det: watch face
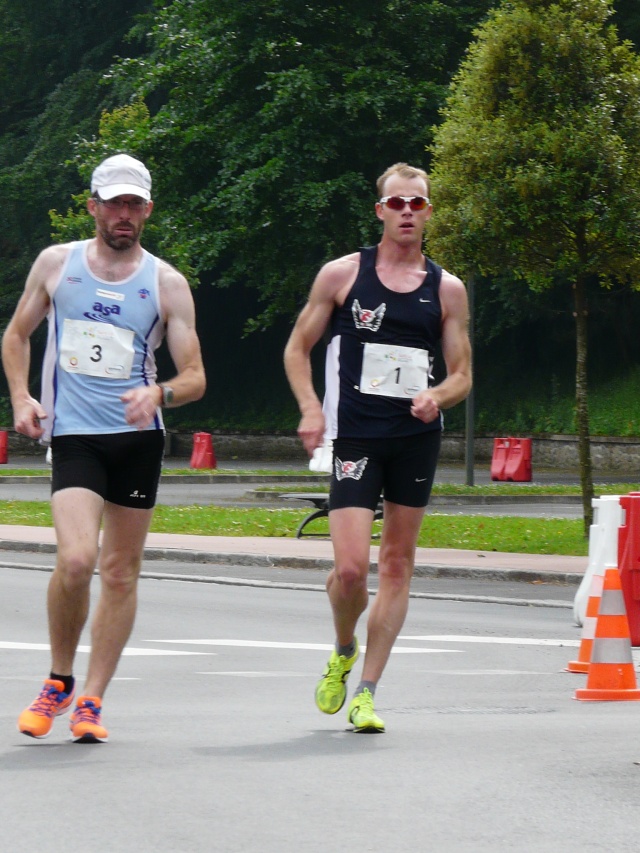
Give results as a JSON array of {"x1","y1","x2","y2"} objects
[{"x1": 163, "y1": 385, "x2": 174, "y2": 405}]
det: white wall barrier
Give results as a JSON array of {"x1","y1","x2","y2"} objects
[{"x1": 573, "y1": 495, "x2": 623, "y2": 627}]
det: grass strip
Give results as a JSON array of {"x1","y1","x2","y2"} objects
[{"x1": 0, "y1": 501, "x2": 588, "y2": 556}]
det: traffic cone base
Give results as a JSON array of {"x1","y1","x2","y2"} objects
[{"x1": 575, "y1": 567, "x2": 640, "y2": 702}]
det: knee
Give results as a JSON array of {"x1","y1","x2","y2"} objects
[
  {"x1": 55, "y1": 548, "x2": 99, "y2": 589},
  {"x1": 378, "y1": 555, "x2": 413, "y2": 592},
  {"x1": 333, "y1": 560, "x2": 368, "y2": 597},
  {"x1": 99, "y1": 556, "x2": 141, "y2": 596}
]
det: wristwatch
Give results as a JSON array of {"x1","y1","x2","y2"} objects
[{"x1": 159, "y1": 384, "x2": 174, "y2": 407}]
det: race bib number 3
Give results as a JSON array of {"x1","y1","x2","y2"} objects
[
  {"x1": 59, "y1": 318, "x2": 135, "y2": 379},
  {"x1": 360, "y1": 343, "x2": 430, "y2": 398}
]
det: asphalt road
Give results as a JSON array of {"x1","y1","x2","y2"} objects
[
  {"x1": 0, "y1": 473, "x2": 586, "y2": 517},
  {"x1": 3, "y1": 566, "x2": 640, "y2": 852}
]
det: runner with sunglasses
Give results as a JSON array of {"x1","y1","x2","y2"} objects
[
  {"x1": 3, "y1": 154, "x2": 206, "y2": 743},
  {"x1": 284, "y1": 162, "x2": 472, "y2": 732}
]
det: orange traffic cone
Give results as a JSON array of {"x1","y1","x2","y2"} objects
[
  {"x1": 575, "y1": 567, "x2": 640, "y2": 701},
  {"x1": 566, "y1": 573, "x2": 604, "y2": 673}
]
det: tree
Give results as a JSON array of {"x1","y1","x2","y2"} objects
[
  {"x1": 613, "y1": 0, "x2": 640, "y2": 47},
  {"x1": 98, "y1": 0, "x2": 496, "y2": 330},
  {"x1": 428, "y1": 0, "x2": 640, "y2": 531},
  {"x1": 0, "y1": 0, "x2": 152, "y2": 325}
]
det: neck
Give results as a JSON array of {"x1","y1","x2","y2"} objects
[
  {"x1": 377, "y1": 234, "x2": 425, "y2": 266},
  {"x1": 85, "y1": 237, "x2": 144, "y2": 282}
]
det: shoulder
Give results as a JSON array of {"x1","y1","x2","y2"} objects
[
  {"x1": 318, "y1": 251, "x2": 361, "y2": 281},
  {"x1": 154, "y1": 257, "x2": 195, "y2": 323},
  {"x1": 27, "y1": 243, "x2": 73, "y2": 291},
  {"x1": 439, "y1": 268, "x2": 465, "y2": 292},
  {"x1": 312, "y1": 251, "x2": 361, "y2": 300},
  {"x1": 438, "y1": 268, "x2": 469, "y2": 319},
  {"x1": 156, "y1": 256, "x2": 190, "y2": 291},
  {"x1": 34, "y1": 243, "x2": 73, "y2": 273}
]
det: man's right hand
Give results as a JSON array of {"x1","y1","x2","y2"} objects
[
  {"x1": 297, "y1": 409, "x2": 326, "y2": 457},
  {"x1": 13, "y1": 396, "x2": 46, "y2": 439}
]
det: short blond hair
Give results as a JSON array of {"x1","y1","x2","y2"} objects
[{"x1": 376, "y1": 162, "x2": 430, "y2": 198}]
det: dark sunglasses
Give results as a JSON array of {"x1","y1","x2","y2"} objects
[{"x1": 379, "y1": 195, "x2": 429, "y2": 211}]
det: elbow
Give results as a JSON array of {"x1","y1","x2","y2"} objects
[
  {"x1": 195, "y1": 372, "x2": 207, "y2": 402},
  {"x1": 183, "y1": 368, "x2": 206, "y2": 404}
]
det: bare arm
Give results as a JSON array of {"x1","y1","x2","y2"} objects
[
  {"x1": 1, "y1": 245, "x2": 68, "y2": 439},
  {"x1": 121, "y1": 262, "x2": 206, "y2": 426},
  {"x1": 410, "y1": 270, "x2": 472, "y2": 424},
  {"x1": 284, "y1": 254, "x2": 359, "y2": 456}
]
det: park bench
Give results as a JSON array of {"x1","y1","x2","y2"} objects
[{"x1": 281, "y1": 492, "x2": 384, "y2": 539}]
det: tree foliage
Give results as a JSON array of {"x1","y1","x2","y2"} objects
[
  {"x1": 0, "y1": 0, "x2": 151, "y2": 322},
  {"x1": 2, "y1": 0, "x2": 640, "y2": 431},
  {"x1": 429, "y1": 0, "x2": 640, "y2": 529},
  {"x1": 94, "y1": 0, "x2": 496, "y2": 329},
  {"x1": 430, "y1": 0, "x2": 640, "y2": 283}
]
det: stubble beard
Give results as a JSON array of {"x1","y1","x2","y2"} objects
[{"x1": 98, "y1": 221, "x2": 142, "y2": 251}]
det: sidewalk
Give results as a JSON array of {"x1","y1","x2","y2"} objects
[{"x1": 0, "y1": 524, "x2": 587, "y2": 584}]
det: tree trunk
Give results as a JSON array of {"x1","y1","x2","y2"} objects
[{"x1": 573, "y1": 276, "x2": 594, "y2": 534}]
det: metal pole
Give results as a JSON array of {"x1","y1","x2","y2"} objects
[{"x1": 465, "y1": 274, "x2": 475, "y2": 487}]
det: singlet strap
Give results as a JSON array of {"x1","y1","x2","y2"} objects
[{"x1": 358, "y1": 246, "x2": 378, "y2": 272}]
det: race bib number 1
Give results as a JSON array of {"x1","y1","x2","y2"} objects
[
  {"x1": 359, "y1": 343, "x2": 430, "y2": 398},
  {"x1": 59, "y1": 318, "x2": 135, "y2": 379}
]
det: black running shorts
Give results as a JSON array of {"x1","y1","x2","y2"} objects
[
  {"x1": 330, "y1": 431, "x2": 441, "y2": 511},
  {"x1": 50, "y1": 431, "x2": 165, "y2": 509}
]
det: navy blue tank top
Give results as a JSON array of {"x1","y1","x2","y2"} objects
[{"x1": 322, "y1": 245, "x2": 443, "y2": 439}]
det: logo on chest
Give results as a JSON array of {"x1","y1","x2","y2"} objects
[
  {"x1": 351, "y1": 299, "x2": 386, "y2": 332},
  {"x1": 83, "y1": 301, "x2": 122, "y2": 322}
]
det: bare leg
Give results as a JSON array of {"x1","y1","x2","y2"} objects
[
  {"x1": 327, "y1": 506, "x2": 375, "y2": 645},
  {"x1": 48, "y1": 488, "x2": 104, "y2": 674},
  {"x1": 360, "y1": 501, "x2": 426, "y2": 684},
  {"x1": 82, "y1": 501, "x2": 154, "y2": 698}
]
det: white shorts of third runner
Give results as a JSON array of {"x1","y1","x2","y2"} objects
[{"x1": 329, "y1": 432, "x2": 441, "y2": 511}]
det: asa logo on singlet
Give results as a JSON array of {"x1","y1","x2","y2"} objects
[
  {"x1": 83, "y1": 302, "x2": 122, "y2": 322},
  {"x1": 334, "y1": 456, "x2": 368, "y2": 481},
  {"x1": 351, "y1": 299, "x2": 386, "y2": 332}
]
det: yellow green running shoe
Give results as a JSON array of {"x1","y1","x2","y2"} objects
[
  {"x1": 347, "y1": 688, "x2": 385, "y2": 733},
  {"x1": 315, "y1": 639, "x2": 359, "y2": 714}
]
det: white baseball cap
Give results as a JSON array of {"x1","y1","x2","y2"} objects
[{"x1": 91, "y1": 154, "x2": 152, "y2": 201}]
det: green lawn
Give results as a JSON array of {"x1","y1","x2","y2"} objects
[{"x1": 0, "y1": 500, "x2": 588, "y2": 556}]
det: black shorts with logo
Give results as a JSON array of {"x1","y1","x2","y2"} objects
[
  {"x1": 51, "y1": 431, "x2": 165, "y2": 509},
  {"x1": 330, "y1": 431, "x2": 441, "y2": 511}
]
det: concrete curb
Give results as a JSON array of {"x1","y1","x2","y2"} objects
[{"x1": 0, "y1": 538, "x2": 581, "y2": 587}]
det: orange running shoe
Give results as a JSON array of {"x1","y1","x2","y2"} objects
[
  {"x1": 69, "y1": 696, "x2": 109, "y2": 743},
  {"x1": 18, "y1": 679, "x2": 75, "y2": 739}
]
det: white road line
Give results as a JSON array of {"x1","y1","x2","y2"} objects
[
  {"x1": 143, "y1": 639, "x2": 461, "y2": 654},
  {"x1": 399, "y1": 635, "x2": 581, "y2": 647},
  {"x1": 0, "y1": 641, "x2": 214, "y2": 656}
]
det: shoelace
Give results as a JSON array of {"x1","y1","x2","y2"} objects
[
  {"x1": 74, "y1": 701, "x2": 101, "y2": 723},
  {"x1": 326, "y1": 653, "x2": 350, "y2": 685},
  {"x1": 31, "y1": 685, "x2": 65, "y2": 716},
  {"x1": 355, "y1": 690, "x2": 374, "y2": 715}
]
